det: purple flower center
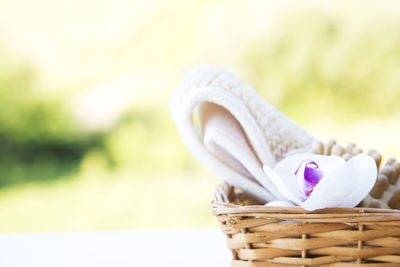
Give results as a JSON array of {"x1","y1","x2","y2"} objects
[{"x1": 295, "y1": 159, "x2": 324, "y2": 198}]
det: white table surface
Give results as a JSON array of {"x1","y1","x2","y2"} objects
[{"x1": 0, "y1": 229, "x2": 231, "y2": 267}]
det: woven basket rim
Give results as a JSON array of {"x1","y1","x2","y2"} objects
[
  {"x1": 211, "y1": 202, "x2": 400, "y2": 214},
  {"x1": 212, "y1": 183, "x2": 400, "y2": 222}
]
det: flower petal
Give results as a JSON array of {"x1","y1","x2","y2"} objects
[
  {"x1": 336, "y1": 154, "x2": 377, "y2": 206},
  {"x1": 263, "y1": 165, "x2": 302, "y2": 205},
  {"x1": 269, "y1": 153, "x2": 345, "y2": 202},
  {"x1": 302, "y1": 153, "x2": 377, "y2": 211}
]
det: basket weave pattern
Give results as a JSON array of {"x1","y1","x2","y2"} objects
[{"x1": 212, "y1": 184, "x2": 400, "y2": 266}]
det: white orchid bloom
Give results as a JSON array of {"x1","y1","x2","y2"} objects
[{"x1": 263, "y1": 153, "x2": 377, "y2": 211}]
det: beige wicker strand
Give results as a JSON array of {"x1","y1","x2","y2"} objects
[
  {"x1": 241, "y1": 226, "x2": 252, "y2": 265},
  {"x1": 214, "y1": 188, "x2": 239, "y2": 261},
  {"x1": 229, "y1": 230, "x2": 238, "y2": 260},
  {"x1": 357, "y1": 224, "x2": 364, "y2": 264},
  {"x1": 301, "y1": 222, "x2": 307, "y2": 267}
]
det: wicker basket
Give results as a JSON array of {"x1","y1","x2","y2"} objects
[{"x1": 211, "y1": 183, "x2": 400, "y2": 266}]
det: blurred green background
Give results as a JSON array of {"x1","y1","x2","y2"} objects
[{"x1": 1, "y1": 0, "x2": 400, "y2": 232}]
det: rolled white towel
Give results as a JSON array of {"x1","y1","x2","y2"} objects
[{"x1": 170, "y1": 66, "x2": 316, "y2": 202}]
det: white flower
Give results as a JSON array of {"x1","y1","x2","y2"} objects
[{"x1": 263, "y1": 153, "x2": 377, "y2": 211}]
